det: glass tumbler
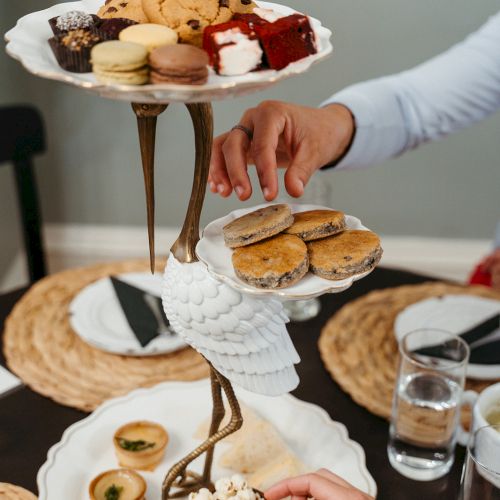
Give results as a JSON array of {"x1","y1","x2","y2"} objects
[
  {"x1": 460, "y1": 424, "x2": 500, "y2": 500},
  {"x1": 388, "y1": 329, "x2": 470, "y2": 480}
]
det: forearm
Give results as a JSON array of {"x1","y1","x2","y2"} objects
[{"x1": 323, "y1": 11, "x2": 500, "y2": 170}]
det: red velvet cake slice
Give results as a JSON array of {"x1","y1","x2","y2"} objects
[
  {"x1": 203, "y1": 21, "x2": 263, "y2": 76},
  {"x1": 253, "y1": 13, "x2": 317, "y2": 71}
]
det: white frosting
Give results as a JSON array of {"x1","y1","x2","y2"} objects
[
  {"x1": 218, "y1": 36, "x2": 262, "y2": 76},
  {"x1": 253, "y1": 7, "x2": 285, "y2": 23},
  {"x1": 214, "y1": 28, "x2": 249, "y2": 46}
]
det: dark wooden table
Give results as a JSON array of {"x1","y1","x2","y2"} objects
[{"x1": 0, "y1": 267, "x2": 464, "y2": 499}]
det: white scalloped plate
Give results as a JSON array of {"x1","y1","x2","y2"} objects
[
  {"x1": 69, "y1": 272, "x2": 186, "y2": 356},
  {"x1": 37, "y1": 379, "x2": 376, "y2": 499},
  {"x1": 5, "y1": 1, "x2": 333, "y2": 103},
  {"x1": 196, "y1": 204, "x2": 378, "y2": 300}
]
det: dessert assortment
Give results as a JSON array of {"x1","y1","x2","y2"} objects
[
  {"x1": 46, "y1": 1, "x2": 319, "y2": 84},
  {"x1": 222, "y1": 204, "x2": 383, "y2": 289},
  {"x1": 88, "y1": 408, "x2": 304, "y2": 499}
]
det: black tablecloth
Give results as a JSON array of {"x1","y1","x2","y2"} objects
[{"x1": 0, "y1": 267, "x2": 464, "y2": 499}]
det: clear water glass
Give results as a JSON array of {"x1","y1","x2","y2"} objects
[
  {"x1": 460, "y1": 424, "x2": 500, "y2": 499},
  {"x1": 388, "y1": 329, "x2": 470, "y2": 480}
]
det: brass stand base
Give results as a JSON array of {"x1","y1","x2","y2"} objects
[{"x1": 162, "y1": 366, "x2": 243, "y2": 499}]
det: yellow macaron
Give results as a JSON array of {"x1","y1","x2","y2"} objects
[
  {"x1": 91, "y1": 40, "x2": 149, "y2": 85},
  {"x1": 119, "y1": 23, "x2": 178, "y2": 52}
]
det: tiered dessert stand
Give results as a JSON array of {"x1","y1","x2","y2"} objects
[{"x1": 6, "y1": 3, "x2": 376, "y2": 498}]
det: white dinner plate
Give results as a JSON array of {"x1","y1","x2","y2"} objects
[
  {"x1": 196, "y1": 203, "x2": 377, "y2": 300},
  {"x1": 37, "y1": 379, "x2": 377, "y2": 499},
  {"x1": 394, "y1": 294, "x2": 500, "y2": 380},
  {"x1": 69, "y1": 272, "x2": 186, "y2": 356},
  {"x1": 5, "y1": 1, "x2": 333, "y2": 103}
]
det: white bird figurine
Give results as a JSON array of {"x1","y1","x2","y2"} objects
[{"x1": 162, "y1": 253, "x2": 300, "y2": 396}]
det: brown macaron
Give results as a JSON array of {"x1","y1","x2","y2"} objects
[
  {"x1": 148, "y1": 44, "x2": 209, "y2": 85},
  {"x1": 285, "y1": 209, "x2": 346, "y2": 241},
  {"x1": 307, "y1": 229, "x2": 383, "y2": 280},
  {"x1": 232, "y1": 234, "x2": 309, "y2": 289}
]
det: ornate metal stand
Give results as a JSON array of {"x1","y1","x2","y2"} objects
[{"x1": 132, "y1": 102, "x2": 244, "y2": 499}]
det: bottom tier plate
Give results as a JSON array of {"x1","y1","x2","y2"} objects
[{"x1": 37, "y1": 379, "x2": 376, "y2": 499}]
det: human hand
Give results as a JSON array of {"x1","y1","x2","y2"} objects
[
  {"x1": 208, "y1": 101, "x2": 355, "y2": 201},
  {"x1": 264, "y1": 468, "x2": 374, "y2": 500}
]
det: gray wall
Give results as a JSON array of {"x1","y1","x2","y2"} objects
[{"x1": 1, "y1": 1, "x2": 500, "y2": 278}]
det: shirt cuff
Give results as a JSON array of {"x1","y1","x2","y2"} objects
[{"x1": 320, "y1": 80, "x2": 408, "y2": 170}]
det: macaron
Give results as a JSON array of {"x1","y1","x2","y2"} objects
[
  {"x1": 119, "y1": 23, "x2": 178, "y2": 52},
  {"x1": 149, "y1": 44, "x2": 209, "y2": 85},
  {"x1": 91, "y1": 40, "x2": 149, "y2": 85}
]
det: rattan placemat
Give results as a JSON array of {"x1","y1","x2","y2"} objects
[
  {"x1": 319, "y1": 282, "x2": 500, "y2": 421},
  {"x1": 0, "y1": 483, "x2": 37, "y2": 500},
  {"x1": 3, "y1": 260, "x2": 209, "y2": 412}
]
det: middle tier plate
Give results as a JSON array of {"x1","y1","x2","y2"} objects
[{"x1": 196, "y1": 204, "x2": 376, "y2": 300}]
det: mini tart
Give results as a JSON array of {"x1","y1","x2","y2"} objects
[
  {"x1": 113, "y1": 420, "x2": 168, "y2": 471},
  {"x1": 89, "y1": 469, "x2": 146, "y2": 500}
]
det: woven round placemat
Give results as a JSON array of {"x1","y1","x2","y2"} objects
[
  {"x1": 0, "y1": 483, "x2": 37, "y2": 500},
  {"x1": 3, "y1": 260, "x2": 209, "y2": 412},
  {"x1": 319, "y1": 282, "x2": 500, "y2": 422}
]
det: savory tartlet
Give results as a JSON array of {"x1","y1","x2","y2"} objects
[
  {"x1": 89, "y1": 468, "x2": 146, "y2": 500},
  {"x1": 113, "y1": 420, "x2": 168, "y2": 471}
]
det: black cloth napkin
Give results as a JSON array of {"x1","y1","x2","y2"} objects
[
  {"x1": 110, "y1": 276, "x2": 170, "y2": 348},
  {"x1": 413, "y1": 313, "x2": 500, "y2": 365}
]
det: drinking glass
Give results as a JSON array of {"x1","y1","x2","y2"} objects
[
  {"x1": 387, "y1": 329, "x2": 470, "y2": 480},
  {"x1": 459, "y1": 424, "x2": 500, "y2": 499}
]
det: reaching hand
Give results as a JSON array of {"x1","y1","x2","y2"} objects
[
  {"x1": 208, "y1": 101, "x2": 355, "y2": 201},
  {"x1": 264, "y1": 469, "x2": 374, "y2": 500}
]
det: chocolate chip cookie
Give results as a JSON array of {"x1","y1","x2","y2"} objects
[
  {"x1": 98, "y1": 0, "x2": 149, "y2": 23},
  {"x1": 223, "y1": 204, "x2": 294, "y2": 248},
  {"x1": 307, "y1": 229, "x2": 383, "y2": 280},
  {"x1": 232, "y1": 234, "x2": 309, "y2": 289},
  {"x1": 141, "y1": 0, "x2": 256, "y2": 46}
]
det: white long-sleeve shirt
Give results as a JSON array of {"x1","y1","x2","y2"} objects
[{"x1": 322, "y1": 11, "x2": 500, "y2": 170}]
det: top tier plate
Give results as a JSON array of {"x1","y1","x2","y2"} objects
[{"x1": 5, "y1": 0, "x2": 333, "y2": 103}]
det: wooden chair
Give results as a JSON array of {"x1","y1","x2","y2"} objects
[{"x1": 0, "y1": 106, "x2": 47, "y2": 282}]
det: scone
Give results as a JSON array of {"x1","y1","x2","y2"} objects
[
  {"x1": 142, "y1": 0, "x2": 256, "y2": 46},
  {"x1": 285, "y1": 209, "x2": 346, "y2": 241},
  {"x1": 223, "y1": 204, "x2": 293, "y2": 248},
  {"x1": 307, "y1": 229, "x2": 383, "y2": 280},
  {"x1": 98, "y1": 0, "x2": 149, "y2": 24},
  {"x1": 232, "y1": 234, "x2": 308, "y2": 289}
]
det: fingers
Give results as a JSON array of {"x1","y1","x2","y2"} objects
[
  {"x1": 251, "y1": 105, "x2": 285, "y2": 201},
  {"x1": 315, "y1": 468, "x2": 355, "y2": 489},
  {"x1": 264, "y1": 472, "x2": 349, "y2": 500},
  {"x1": 283, "y1": 142, "x2": 317, "y2": 198},
  {"x1": 209, "y1": 132, "x2": 232, "y2": 197}
]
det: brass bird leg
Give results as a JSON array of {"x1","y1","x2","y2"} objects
[
  {"x1": 162, "y1": 366, "x2": 243, "y2": 499},
  {"x1": 132, "y1": 102, "x2": 168, "y2": 273},
  {"x1": 162, "y1": 102, "x2": 244, "y2": 498}
]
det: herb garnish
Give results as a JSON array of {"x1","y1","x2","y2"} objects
[
  {"x1": 105, "y1": 484, "x2": 123, "y2": 500},
  {"x1": 117, "y1": 437, "x2": 156, "y2": 452}
]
